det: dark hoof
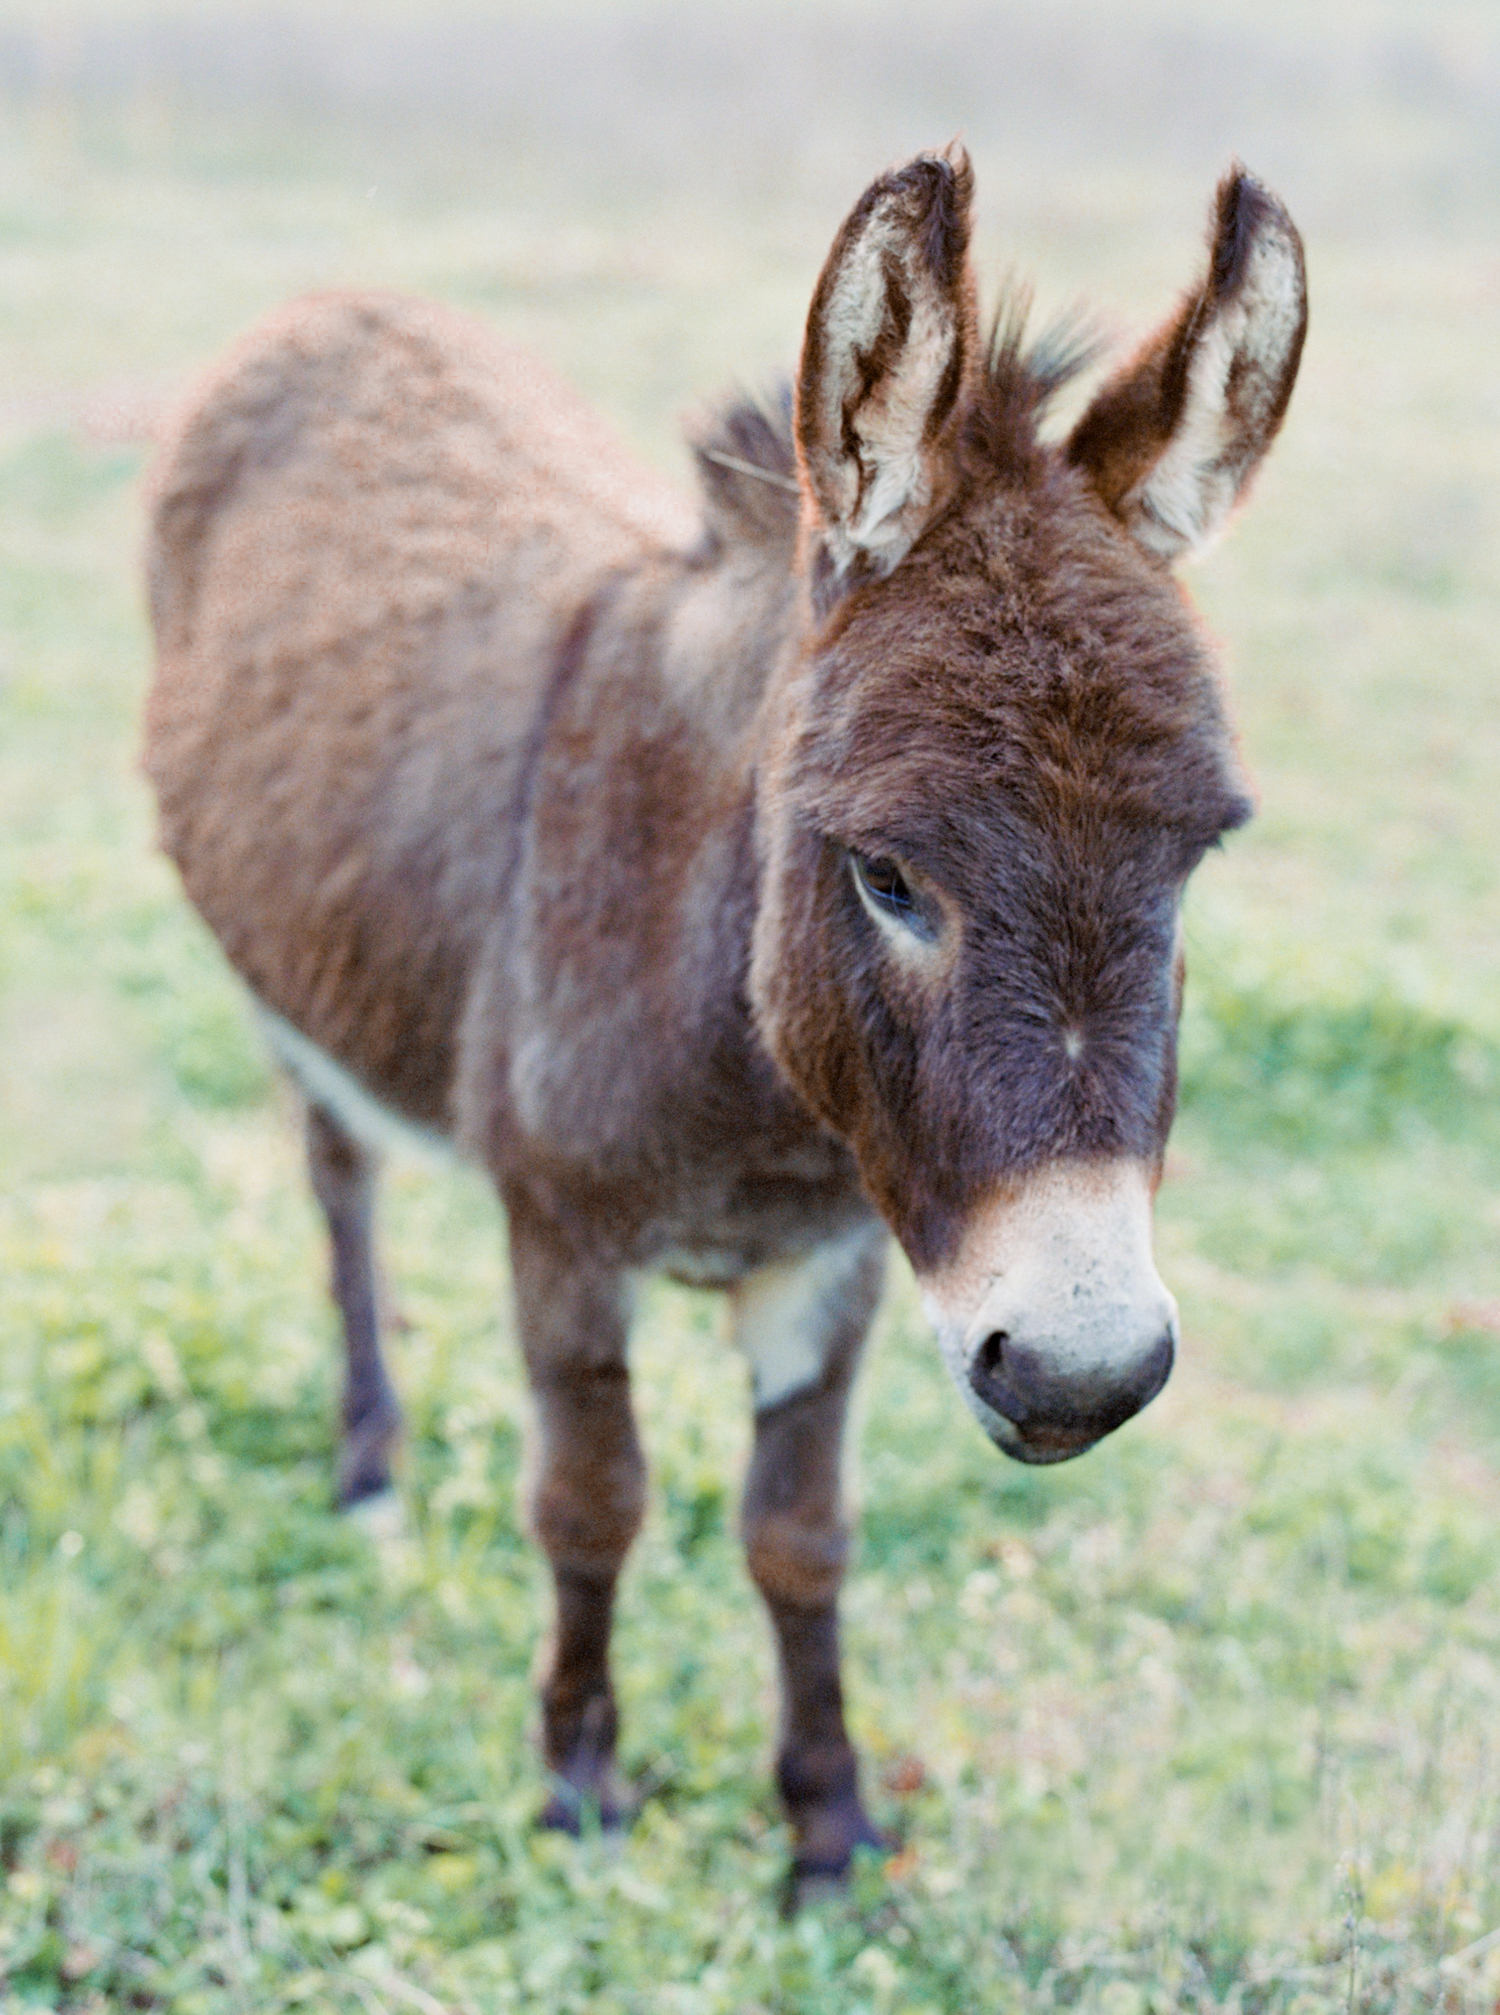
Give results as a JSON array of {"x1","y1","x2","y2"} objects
[
  {"x1": 337, "y1": 1413, "x2": 401, "y2": 1507},
  {"x1": 782, "y1": 1808, "x2": 890, "y2": 1914},
  {"x1": 784, "y1": 1864, "x2": 847, "y2": 1914},
  {"x1": 538, "y1": 1765, "x2": 633, "y2": 1837},
  {"x1": 538, "y1": 1688, "x2": 630, "y2": 1836}
]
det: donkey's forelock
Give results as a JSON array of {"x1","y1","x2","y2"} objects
[
  {"x1": 780, "y1": 457, "x2": 1255, "y2": 864},
  {"x1": 960, "y1": 291, "x2": 1104, "y2": 479}
]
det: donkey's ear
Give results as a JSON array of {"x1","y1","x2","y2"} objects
[
  {"x1": 1067, "y1": 167, "x2": 1307, "y2": 564},
  {"x1": 796, "y1": 148, "x2": 978, "y2": 607}
]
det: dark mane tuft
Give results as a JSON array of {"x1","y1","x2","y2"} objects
[
  {"x1": 691, "y1": 295, "x2": 1099, "y2": 550},
  {"x1": 689, "y1": 381, "x2": 801, "y2": 553},
  {"x1": 963, "y1": 284, "x2": 1103, "y2": 475}
]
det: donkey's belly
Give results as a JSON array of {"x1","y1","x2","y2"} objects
[{"x1": 256, "y1": 1004, "x2": 454, "y2": 1154}]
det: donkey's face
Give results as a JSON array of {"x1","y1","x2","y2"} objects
[{"x1": 751, "y1": 151, "x2": 1305, "y2": 1463}]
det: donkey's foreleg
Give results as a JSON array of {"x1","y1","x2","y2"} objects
[
  {"x1": 733, "y1": 1224, "x2": 888, "y2": 1892},
  {"x1": 506, "y1": 1207, "x2": 645, "y2": 1832},
  {"x1": 304, "y1": 1101, "x2": 402, "y2": 1507}
]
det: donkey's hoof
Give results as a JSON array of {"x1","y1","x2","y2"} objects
[
  {"x1": 784, "y1": 1863, "x2": 846, "y2": 1914},
  {"x1": 782, "y1": 1802, "x2": 889, "y2": 1913},
  {"x1": 538, "y1": 1767, "x2": 633, "y2": 1838},
  {"x1": 783, "y1": 1845, "x2": 888, "y2": 1915},
  {"x1": 337, "y1": 1415, "x2": 401, "y2": 1508},
  {"x1": 338, "y1": 1459, "x2": 394, "y2": 1510}
]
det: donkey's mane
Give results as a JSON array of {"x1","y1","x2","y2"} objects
[
  {"x1": 964, "y1": 287, "x2": 1103, "y2": 473},
  {"x1": 690, "y1": 381, "x2": 800, "y2": 554},
  {"x1": 691, "y1": 287, "x2": 1101, "y2": 554}
]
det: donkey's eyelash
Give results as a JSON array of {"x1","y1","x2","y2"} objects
[
  {"x1": 848, "y1": 851, "x2": 937, "y2": 940},
  {"x1": 854, "y1": 854, "x2": 915, "y2": 912}
]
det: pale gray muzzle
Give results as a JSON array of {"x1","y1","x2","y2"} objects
[
  {"x1": 918, "y1": 1159, "x2": 1179, "y2": 1464},
  {"x1": 964, "y1": 1305, "x2": 1176, "y2": 1463}
]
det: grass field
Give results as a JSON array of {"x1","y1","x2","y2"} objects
[{"x1": 2, "y1": 3, "x2": 1500, "y2": 2008}]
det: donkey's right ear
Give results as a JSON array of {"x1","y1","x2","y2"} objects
[{"x1": 796, "y1": 149, "x2": 979, "y2": 612}]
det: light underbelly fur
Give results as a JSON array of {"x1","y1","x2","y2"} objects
[
  {"x1": 255, "y1": 1005, "x2": 451, "y2": 1157},
  {"x1": 259, "y1": 1003, "x2": 878, "y2": 1412},
  {"x1": 729, "y1": 1222, "x2": 884, "y2": 1411}
]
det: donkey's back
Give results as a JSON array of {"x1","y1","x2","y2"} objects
[{"x1": 146, "y1": 289, "x2": 693, "y2": 1127}]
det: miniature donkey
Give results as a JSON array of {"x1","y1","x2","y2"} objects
[{"x1": 145, "y1": 149, "x2": 1305, "y2": 1887}]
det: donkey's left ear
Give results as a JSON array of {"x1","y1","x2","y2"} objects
[
  {"x1": 796, "y1": 147, "x2": 979, "y2": 608},
  {"x1": 1067, "y1": 167, "x2": 1307, "y2": 564}
]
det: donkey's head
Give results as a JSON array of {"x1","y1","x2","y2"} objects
[{"x1": 750, "y1": 149, "x2": 1305, "y2": 1463}]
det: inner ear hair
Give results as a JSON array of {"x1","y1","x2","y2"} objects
[
  {"x1": 795, "y1": 145, "x2": 979, "y2": 606},
  {"x1": 1067, "y1": 165, "x2": 1308, "y2": 564}
]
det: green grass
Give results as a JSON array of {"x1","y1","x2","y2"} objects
[{"x1": 3, "y1": 4, "x2": 1500, "y2": 2008}]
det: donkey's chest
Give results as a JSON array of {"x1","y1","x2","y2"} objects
[
  {"x1": 499, "y1": 995, "x2": 870, "y2": 1276},
  {"x1": 649, "y1": 1146, "x2": 875, "y2": 1289},
  {"x1": 494, "y1": 930, "x2": 870, "y2": 1269}
]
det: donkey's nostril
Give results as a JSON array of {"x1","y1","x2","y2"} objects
[
  {"x1": 969, "y1": 1330, "x2": 1010, "y2": 1412},
  {"x1": 965, "y1": 1321, "x2": 1174, "y2": 1441},
  {"x1": 975, "y1": 1331, "x2": 1006, "y2": 1379}
]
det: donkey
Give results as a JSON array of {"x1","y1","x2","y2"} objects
[{"x1": 144, "y1": 148, "x2": 1306, "y2": 1888}]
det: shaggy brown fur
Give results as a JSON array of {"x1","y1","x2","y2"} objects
[{"x1": 145, "y1": 151, "x2": 1305, "y2": 1891}]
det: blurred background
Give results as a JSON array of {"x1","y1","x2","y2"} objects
[{"x1": 1, "y1": 3, "x2": 1499, "y2": 2010}]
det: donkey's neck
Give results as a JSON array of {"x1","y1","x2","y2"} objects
[
  {"x1": 660, "y1": 543, "x2": 802, "y2": 748},
  {"x1": 470, "y1": 534, "x2": 861, "y2": 1267}
]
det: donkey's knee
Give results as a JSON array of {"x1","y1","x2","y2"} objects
[
  {"x1": 740, "y1": 1375, "x2": 857, "y2": 1613},
  {"x1": 743, "y1": 1503, "x2": 850, "y2": 1613},
  {"x1": 529, "y1": 1365, "x2": 646, "y2": 1581},
  {"x1": 531, "y1": 1455, "x2": 646, "y2": 1582}
]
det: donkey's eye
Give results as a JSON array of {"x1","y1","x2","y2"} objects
[
  {"x1": 849, "y1": 851, "x2": 923, "y2": 929},
  {"x1": 857, "y1": 855, "x2": 914, "y2": 911}
]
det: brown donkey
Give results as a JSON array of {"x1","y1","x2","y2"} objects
[{"x1": 144, "y1": 150, "x2": 1305, "y2": 1887}]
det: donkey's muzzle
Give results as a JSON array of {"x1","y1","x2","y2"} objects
[
  {"x1": 917, "y1": 1158, "x2": 1179, "y2": 1465},
  {"x1": 967, "y1": 1326, "x2": 1174, "y2": 1464}
]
